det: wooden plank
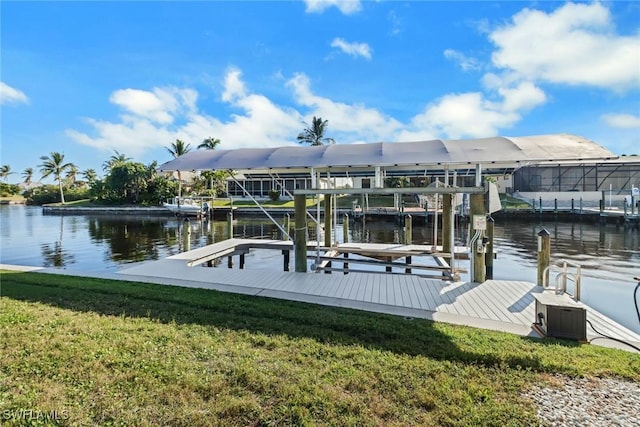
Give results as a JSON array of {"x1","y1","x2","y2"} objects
[{"x1": 308, "y1": 255, "x2": 456, "y2": 272}]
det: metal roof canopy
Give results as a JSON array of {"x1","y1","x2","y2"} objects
[{"x1": 157, "y1": 134, "x2": 617, "y2": 174}]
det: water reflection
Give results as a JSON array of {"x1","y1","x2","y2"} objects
[
  {"x1": 41, "y1": 241, "x2": 75, "y2": 267},
  {"x1": 87, "y1": 216, "x2": 180, "y2": 262},
  {"x1": 40, "y1": 216, "x2": 75, "y2": 268}
]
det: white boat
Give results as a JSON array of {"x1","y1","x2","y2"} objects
[{"x1": 162, "y1": 197, "x2": 209, "y2": 216}]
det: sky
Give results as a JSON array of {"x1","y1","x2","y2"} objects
[{"x1": 1, "y1": 0, "x2": 639, "y2": 182}]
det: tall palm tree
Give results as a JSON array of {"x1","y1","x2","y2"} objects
[
  {"x1": 297, "y1": 116, "x2": 335, "y2": 146},
  {"x1": 167, "y1": 139, "x2": 191, "y2": 158},
  {"x1": 102, "y1": 151, "x2": 131, "y2": 172},
  {"x1": 39, "y1": 152, "x2": 75, "y2": 204},
  {"x1": 0, "y1": 164, "x2": 13, "y2": 182},
  {"x1": 197, "y1": 137, "x2": 221, "y2": 150},
  {"x1": 82, "y1": 168, "x2": 97, "y2": 185},
  {"x1": 22, "y1": 167, "x2": 34, "y2": 186},
  {"x1": 65, "y1": 164, "x2": 79, "y2": 187},
  {"x1": 167, "y1": 139, "x2": 191, "y2": 198}
]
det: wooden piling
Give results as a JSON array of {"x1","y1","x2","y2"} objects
[
  {"x1": 485, "y1": 216, "x2": 494, "y2": 280},
  {"x1": 442, "y1": 194, "x2": 453, "y2": 254},
  {"x1": 343, "y1": 213, "x2": 349, "y2": 243},
  {"x1": 226, "y1": 211, "x2": 233, "y2": 239},
  {"x1": 324, "y1": 193, "x2": 332, "y2": 248},
  {"x1": 282, "y1": 250, "x2": 290, "y2": 272},
  {"x1": 283, "y1": 214, "x2": 290, "y2": 241},
  {"x1": 182, "y1": 218, "x2": 191, "y2": 252},
  {"x1": 537, "y1": 228, "x2": 550, "y2": 286},
  {"x1": 343, "y1": 252, "x2": 349, "y2": 275},
  {"x1": 404, "y1": 214, "x2": 412, "y2": 244},
  {"x1": 294, "y1": 194, "x2": 307, "y2": 272},
  {"x1": 470, "y1": 193, "x2": 486, "y2": 283}
]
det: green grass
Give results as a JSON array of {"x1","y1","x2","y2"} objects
[
  {"x1": 1, "y1": 270, "x2": 638, "y2": 426},
  {"x1": 0, "y1": 195, "x2": 26, "y2": 203},
  {"x1": 500, "y1": 194, "x2": 532, "y2": 209}
]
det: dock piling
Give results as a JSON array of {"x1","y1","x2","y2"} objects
[
  {"x1": 485, "y1": 216, "x2": 494, "y2": 280},
  {"x1": 227, "y1": 211, "x2": 233, "y2": 239},
  {"x1": 470, "y1": 193, "x2": 486, "y2": 283},
  {"x1": 343, "y1": 213, "x2": 349, "y2": 243},
  {"x1": 537, "y1": 228, "x2": 550, "y2": 286},
  {"x1": 182, "y1": 218, "x2": 191, "y2": 252},
  {"x1": 294, "y1": 194, "x2": 307, "y2": 272},
  {"x1": 324, "y1": 193, "x2": 332, "y2": 248}
]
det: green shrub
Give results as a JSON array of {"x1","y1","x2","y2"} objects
[
  {"x1": 268, "y1": 189, "x2": 280, "y2": 201},
  {"x1": 0, "y1": 182, "x2": 21, "y2": 197}
]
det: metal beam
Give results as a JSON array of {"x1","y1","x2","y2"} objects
[{"x1": 294, "y1": 186, "x2": 485, "y2": 196}]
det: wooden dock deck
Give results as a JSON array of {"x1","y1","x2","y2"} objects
[{"x1": 116, "y1": 239, "x2": 640, "y2": 350}]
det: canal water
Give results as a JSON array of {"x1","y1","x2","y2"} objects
[{"x1": 1, "y1": 205, "x2": 639, "y2": 334}]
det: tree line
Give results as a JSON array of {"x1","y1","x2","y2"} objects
[{"x1": 0, "y1": 117, "x2": 334, "y2": 205}]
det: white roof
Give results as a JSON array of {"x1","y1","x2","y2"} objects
[{"x1": 158, "y1": 134, "x2": 617, "y2": 172}]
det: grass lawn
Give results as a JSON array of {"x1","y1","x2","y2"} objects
[
  {"x1": 0, "y1": 195, "x2": 26, "y2": 204},
  {"x1": 1, "y1": 270, "x2": 638, "y2": 426},
  {"x1": 500, "y1": 194, "x2": 532, "y2": 210}
]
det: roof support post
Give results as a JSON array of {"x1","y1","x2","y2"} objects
[
  {"x1": 475, "y1": 164, "x2": 483, "y2": 187},
  {"x1": 375, "y1": 166, "x2": 383, "y2": 188},
  {"x1": 310, "y1": 167, "x2": 317, "y2": 189}
]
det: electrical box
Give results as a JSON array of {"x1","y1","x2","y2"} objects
[
  {"x1": 533, "y1": 293, "x2": 587, "y2": 341},
  {"x1": 473, "y1": 215, "x2": 486, "y2": 230}
]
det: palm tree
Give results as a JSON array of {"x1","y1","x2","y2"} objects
[
  {"x1": 167, "y1": 139, "x2": 191, "y2": 198},
  {"x1": 297, "y1": 116, "x2": 336, "y2": 146},
  {"x1": 22, "y1": 167, "x2": 34, "y2": 186},
  {"x1": 82, "y1": 169, "x2": 97, "y2": 185},
  {"x1": 65, "y1": 164, "x2": 79, "y2": 187},
  {"x1": 197, "y1": 137, "x2": 221, "y2": 150},
  {"x1": 167, "y1": 139, "x2": 191, "y2": 158},
  {"x1": 102, "y1": 151, "x2": 131, "y2": 172},
  {"x1": 39, "y1": 152, "x2": 75, "y2": 204},
  {"x1": 0, "y1": 164, "x2": 13, "y2": 182}
]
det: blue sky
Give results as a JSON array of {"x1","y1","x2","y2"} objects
[{"x1": 1, "y1": 1, "x2": 639, "y2": 181}]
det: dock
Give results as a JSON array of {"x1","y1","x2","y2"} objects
[{"x1": 115, "y1": 239, "x2": 640, "y2": 352}]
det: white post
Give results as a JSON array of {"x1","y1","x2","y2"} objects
[
  {"x1": 310, "y1": 167, "x2": 317, "y2": 189},
  {"x1": 375, "y1": 166, "x2": 382, "y2": 188}
]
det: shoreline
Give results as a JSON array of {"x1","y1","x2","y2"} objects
[{"x1": 35, "y1": 204, "x2": 639, "y2": 226}]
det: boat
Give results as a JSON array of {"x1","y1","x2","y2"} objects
[{"x1": 162, "y1": 197, "x2": 209, "y2": 216}]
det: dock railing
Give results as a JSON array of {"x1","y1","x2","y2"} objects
[{"x1": 542, "y1": 260, "x2": 582, "y2": 301}]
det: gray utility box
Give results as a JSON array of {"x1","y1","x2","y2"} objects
[{"x1": 533, "y1": 292, "x2": 587, "y2": 341}]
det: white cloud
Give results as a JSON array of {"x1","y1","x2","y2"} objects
[
  {"x1": 109, "y1": 87, "x2": 197, "y2": 124},
  {"x1": 407, "y1": 92, "x2": 517, "y2": 140},
  {"x1": 443, "y1": 49, "x2": 480, "y2": 71},
  {"x1": 221, "y1": 68, "x2": 247, "y2": 102},
  {"x1": 304, "y1": 0, "x2": 361, "y2": 15},
  {"x1": 489, "y1": 2, "x2": 640, "y2": 91},
  {"x1": 330, "y1": 38, "x2": 372, "y2": 60},
  {"x1": 400, "y1": 79, "x2": 547, "y2": 141},
  {"x1": 601, "y1": 113, "x2": 640, "y2": 129},
  {"x1": 0, "y1": 82, "x2": 29, "y2": 105},
  {"x1": 498, "y1": 81, "x2": 547, "y2": 113},
  {"x1": 387, "y1": 10, "x2": 401, "y2": 36},
  {"x1": 286, "y1": 73, "x2": 402, "y2": 141},
  {"x1": 66, "y1": 69, "x2": 304, "y2": 157}
]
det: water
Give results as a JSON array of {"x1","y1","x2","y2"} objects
[{"x1": 1, "y1": 205, "x2": 639, "y2": 333}]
